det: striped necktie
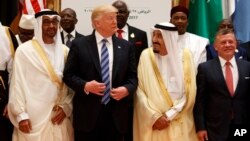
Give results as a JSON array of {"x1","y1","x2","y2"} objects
[
  {"x1": 66, "y1": 34, "x2": 72, "y2": 47},
  {"x1": 101, "y1": 39, "x2": 110, "y2": 104}
]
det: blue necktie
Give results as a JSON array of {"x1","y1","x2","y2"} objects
[{"x1": 101, "y1": 39, "x2": 110, "y2": 104}]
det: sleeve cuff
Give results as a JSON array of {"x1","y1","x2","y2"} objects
[
  {"x1": 17, "y1": 112, "x2": 29, "y2": 123},
  {"x1": 152, "y1": 112, "x2": 162, "y2": 123},
  {"x1": 59, "y1": 104, "x2": 72, "y2": 117},
  {"x1": 84, "y1": 88, "x2": 89, "y2": 95},
  {"x1": 165, "y1": 109, "x2": 178, "y2": 121}
]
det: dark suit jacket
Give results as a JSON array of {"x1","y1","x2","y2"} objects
[
  {"x1": 240, "y1": 41, "x2": 250, "y2": 60},
  {"x1": 127, "y1": 24, "x2": 148, "y2": 65},
  {"x1": 63, "y1": 31, "x2": 138, "y2": 134},
  {"x1": 194, "y1": 58, "x2": 250, "y2": 141},
  {"x1": 60, "y1": 31, "x2": 84, "y2": 44}
]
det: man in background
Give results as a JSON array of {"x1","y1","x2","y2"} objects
[
  {"x1": 112, "y1": 1, "x2": 148, "y2": 140},
  {"x1": 206, "y1": 19, "x2": 248, "y2": 61},
  {"x1": 170, "y1": 5, "x2": 209, "y2": 69},
  {"x1": 0, "y1": 22, "x2": 18, "y2": 141},
  {"x1": 239, "y1": 40, "x2": 250, "y2": 60},
  {"x1": 15, "y1": 14, "x2": 35, "y2": 45},
  {"x1": 60, "y1": 8, "x2": 84, "y2": 48},
  {"x1": 112, "y1": 0, "x2": 148, "y2": 65}
]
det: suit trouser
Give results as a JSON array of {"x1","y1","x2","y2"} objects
[
  {"x1": 74, "y1": 103, "x2": 124, "y2": 141},
  {"x1": 0, "y1": 115, "x2": 13, "y2": 141}
]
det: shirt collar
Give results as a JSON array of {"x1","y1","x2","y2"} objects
[
  {"x1": 219, "y1": 56, "x2": 237, "y2": 68},
  {"x1": 63, "y1": 30, "x2": 76, "y2": 38},
  {"x1": 120, "y1": 24, "x2": 128, "y2": 34},
  {"x1": 95, "y1": 31, "x2": 112, "y2": 44}
]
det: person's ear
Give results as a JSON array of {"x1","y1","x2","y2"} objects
[
  {"x1": 74, "y1": 18, "x2": 78, "y2": 24},
  {"x1": 214, "y1": 42, "x2": 219, "y2": 51},
  {"x1": 127, "y1": 10, "x2": 130, "y2": 16}
]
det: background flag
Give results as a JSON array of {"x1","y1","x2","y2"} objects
[
  {"x1": 187, "y1": 0, "x2": 223, "y2": 43},
  {"x1": 232, "y1": 0, "x2": 250, "y2": 43},
  {"x1": 21, "y1": 0, "x2": 46, "y2": 14}
]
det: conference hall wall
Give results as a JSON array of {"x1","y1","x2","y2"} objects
[{"x1": 61, "y1": 0, "x2": 172, "y2": 46}]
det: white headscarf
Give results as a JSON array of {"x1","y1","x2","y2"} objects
[
  {"x1": 34, "y1": 9, "x2": 64, "y2": 78},
  {"x1": 19, "y1": 14, "x2": 35, "y2": 29},
  {"x1": 151, "y1": 22, "x2": 184, "y2": 100}
]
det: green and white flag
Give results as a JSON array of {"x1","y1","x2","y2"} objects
[{"x1": 187, "y1": 0, "x2": 223, "y2": 43}]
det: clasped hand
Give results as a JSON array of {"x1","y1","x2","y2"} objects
[
  {"x1": 51, "y1": 105, "x2": 66, "y2": 125},
  {"x1": 84, "y1": 80, "x2": 129, "y2": 101},
  {"x1": 152, "y1": 115, "x2": 170, "y2": 130}
]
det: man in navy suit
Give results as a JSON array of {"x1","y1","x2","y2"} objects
[
  {"x1": 63, "y1": 4, "x2": 138, "y2": 141},
  {"x1": 112, "y1": 0, "x2": 148, "y2": 65},
  {"x1": 194, "y1": 29, "x2": 250, "y2": 141},
  {"x1": 60, "y1": 8, "x2": 84, "y2": 47},
  {"x1": 112, "y1": 2, "x2": 147, "y2": 140}
]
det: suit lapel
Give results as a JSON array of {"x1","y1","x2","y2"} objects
[
  {"x1": 127, "y1": 25, "x2": 136, "y2": 44},
  {"x1": 112, "y1": 35, "x2": 121, "y2": 81},
  {"x1": 234, "y1": 59, "x2": 242, "y2": 96},
  {"x1": 88, "y1": 32, "x2": 102, "y2": 77},
  {"x1": 60, "y1": 32, "x2": 65, "y2": 44},
  {"x1": 75, "y1": 32, "x2": 81, "y2": 38},
  {"x1": 214, "y1": 58, "x2": 232, "y2": 96}
]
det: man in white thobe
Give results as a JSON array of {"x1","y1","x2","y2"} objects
[
  {"x1": 8, "y1": 9, "x2": 73, "y2": 141},
  {"x1": 170, "y1": 5, "x2": 209, "y2": 69},
  {"x1": 134, "y1": 22, "x2": 198, "y2": 141},
  {"x1": 15, "y1": 14, "x2": 35, "y2": 45}
]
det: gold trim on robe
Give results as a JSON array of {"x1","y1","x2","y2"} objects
[{"x1": 134, "y1": 47, "x2": 198, "y2": 141}]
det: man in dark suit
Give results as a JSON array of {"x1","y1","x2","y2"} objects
[
  {"x1": 60, "y1": 8, "x2": 84, "y2": 47},
  {"x1": 112, "y1": 1, "x2": 147, "y2": 141},
  {"x1": 194, "y1": 29, "x2": 250, "y2": 141},
  {"x1": 112, "y1": 0, "x2": 148, "y2": 65},
  {"x1": 63, "y1": 4, "x2": 138, "y2": 141}
]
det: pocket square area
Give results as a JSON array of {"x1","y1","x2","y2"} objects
[
  {"x1": 244, "y1": 77, "x2": 250, "y2": 79},
  {"x1": 135, "y1": 41, "x2": 142, "y2": 45}
]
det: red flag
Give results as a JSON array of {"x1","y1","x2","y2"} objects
[{"x1": 20, "y1": 0, "x2": 46, "y2": 14}]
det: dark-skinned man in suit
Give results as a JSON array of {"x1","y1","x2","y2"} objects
[
  {"x1": 60, "y1": 8, "x2": 84, "y2": 48},
  {"x1": 112, "y1": 0, "x2": 148, "y2": 65},
  {"x1": 112, "y1": 2, "x2": 148, "y2": 140}
]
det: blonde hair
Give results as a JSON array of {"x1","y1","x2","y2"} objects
[{"x1": 91, "y1": 4, "x2": 117, "y2": 23}]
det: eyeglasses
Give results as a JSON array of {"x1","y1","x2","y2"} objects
[{"x1": 42, "y1": 19, "x2": 59, "y2": 26}]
